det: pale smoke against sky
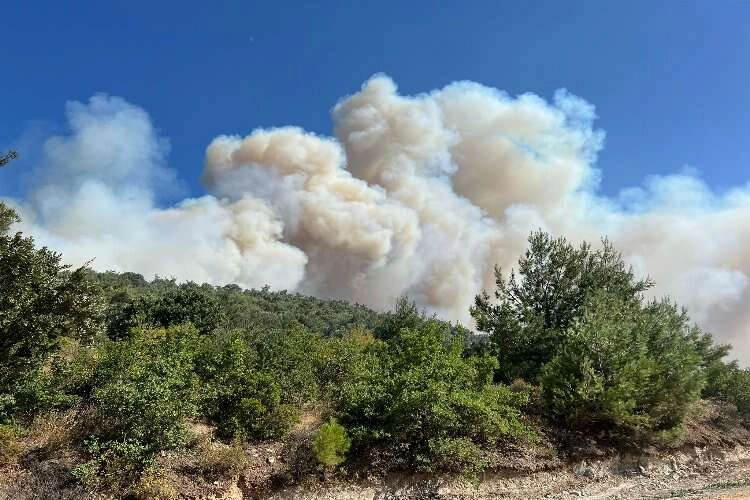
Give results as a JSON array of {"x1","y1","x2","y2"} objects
[{"x1": 5, "y1": 75, "x2": 750, "y2": 363}]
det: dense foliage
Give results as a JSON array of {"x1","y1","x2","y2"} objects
[
  {"x1": 90, "y1": 325, "x2": 200, "y2": 451},
  {"x1": 472, "y1": 231, "x2": 653, "y2": 382},
  {"x1": 332, "y1": 308, "x2": 532, "y2": 473},
  {"x1": 0, "y1": 203, "x2": 103, "y2": 422},
  {"x1": 473, "y1": 231, "x2": 734, "y2": 442},
  {"x1": 196, "y1": 329, "x2": 298, "y2": 440},
  {"x1": 0, "y1": 200, "x2": 748, "y2": 492},
  {"x1": 105, "y1": 283, "x2": 224, "y2": 339},
  {"x1": 91, "y1": 271, "x2": 383, "y2": 337},
  {"x1": 538, "y1": 293, "x2": 704, "y2": 440}
]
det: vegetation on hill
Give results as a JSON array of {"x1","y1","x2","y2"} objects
[{"x1": 1, "y1": 199, "x2": 749, "y2": 496}]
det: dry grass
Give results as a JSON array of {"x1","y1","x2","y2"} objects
[
  {"x1": 0, "y1": 425, "x2": 23, "y2": 466},
  {"x1": 26, "y1": 411, "x2": 78, "y2": 455},
  {"x1": 678, "y1": 400, "x2": 750, "y2": 448},
  {"x1": 190, "y1": 439, "x2": 248, "y2": 479},
  {"x1": 132, "y1": 471, "x2": 179, "y2": 500}
]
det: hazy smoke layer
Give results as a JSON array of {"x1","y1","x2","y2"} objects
[{"x1": 4, "y1": 76, "x2": 750, "y2": 363}]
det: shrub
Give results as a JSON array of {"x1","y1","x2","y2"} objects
[
  {"x1": 191, "y1": 439, "x2": 248, "y2": 478},
  {"x1": 6, "y1": 338, "x2": 105, "y2": 423},
  {"x1": 89, "y1": 325, "x2": 199, "y2": 455},
  {"x1": 427, "y1": 437, "x2": 487, "y2": 480},
  {"x1": 48, "y1": 337, "x2": 103, "y2": 403},
  {"x1": 335, "y1": 321, "x2": 532, "y2": 473},
  {"x1": 704, "y1": 362, "x2": 750, "y2": 425},
  {"x1": 197, "y1": 331, "x2": 297, "y2": 440},
  {"x1": 0, "y1": 424, "x2": 22, "y2": 465},
  {"x1": 316, "y1": 328, "x2": 381, "y2": 396},
  {"x1": 4, "y1": 369, "x2": 69, "y2": 423},
  {"x1": 132, "y1": 471, "x2": 178, "y2": 500},
  {"x1": 106, "y1": 283, "x2": 224, "y2": 339},
  {"x1": 726, "y1": 368, "x2": 750, "y2": 424},
  {"x1": 27, "y1": 411, "x2": 77, "y2": 456},
  {"x1": 314, "y1": 419, "x2": 350, "y2": 467},
  {"x1": 539, "y1": 292, "x2": 704, "y2": 441},
  {"x1": 0, "y1": 202, "x2": 104, "y2": 422},
  {"x1": 70, "y1": 457, "x2": 100, "y2": 486},
  {"x1": 249, "y1": 325, "x2": 324, "y2": 405},
  {"x1": 75, "y1": 437, "x2": 155, "y2": 488}
]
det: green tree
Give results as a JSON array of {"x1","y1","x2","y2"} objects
[
  {"x1": 472, "y1": 230, "x2": 653, "y2": 382},
  {"x1": 539, "y1": 292, "x2": 705, "y2": 441},
  {"x1": 373, "y1": 296, "x2": 426, "y2": 340},
  {"x1": 0, "y1": 202, "x2": 103, "y2": 421},
  {"x1": 314, "y1": 419, "x2": 351, "y2": 467},
  {"x1": 0, "y1": 150, "x2": 17, "y2": 168},
  {"x1": 702, "y1": 360, "x2": 750, "y2": 424},
  {"x1": 106, "y1": 282, "x2": 224, "y2": 338}
]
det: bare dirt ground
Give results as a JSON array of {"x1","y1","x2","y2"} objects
[
  {"x1": 2, "y1": 402, "x2": 750, "y2": 499},
  {"x1": 267, "y1": 447, "x2": 750, "y2": 499}
]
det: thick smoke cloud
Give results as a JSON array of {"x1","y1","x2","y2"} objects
[
  {"x1": 11, "y1": 95, "x2": 308, "y2": 291},
  {"x1": 4, "y1": 76, "x2": 749, "y2": 363}
]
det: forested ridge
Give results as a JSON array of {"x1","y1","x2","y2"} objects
[{"x1": 1, "y1": 190, "x2": 750, "y2": 498}]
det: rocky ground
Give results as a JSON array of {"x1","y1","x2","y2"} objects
[
  {"x1": 271, "y1": 445, "x2": 750, "y2": 499},
  {"x1": 2, "y1": 402, "x2": 750, "y2": 499}
]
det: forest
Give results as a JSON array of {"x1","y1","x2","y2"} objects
[{"x1": 1, "y1": 194, "x2": 750, "y2": 498}]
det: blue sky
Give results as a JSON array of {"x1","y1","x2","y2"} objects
[{"x1": 2, "y1": 0, "x2": 749, "y2": 199}]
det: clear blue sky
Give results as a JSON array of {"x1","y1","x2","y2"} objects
[{"x1": 2, "y1": 0, "x2": 749, "y2": 199}]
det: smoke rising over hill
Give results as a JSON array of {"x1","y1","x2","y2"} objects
[{"x1": 5, "y1": 75, "x2": 750, "y2": 362}]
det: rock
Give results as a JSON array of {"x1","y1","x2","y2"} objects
[
  {"x1": 575, "y1": 463, "x2": 596, "y2": 477},
  {"x1": 267, "y1": 456, "x2": 276, "y2": 465}
]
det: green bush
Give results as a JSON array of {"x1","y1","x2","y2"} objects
[
  {"x1": 197, "y1": 331, "x2": 297, "y2": 440},
  {"x1": 427, "y1": 437, "x2": 487, "y2": 479},
  {"x1": 48, "y1": 337, "x2": 103, "y2": 403},
  {"x1": 317, "y1": 328, "x2": 382, "y2": 396},
  {"x1": 704, "y1": 362, "x2": 750, "y2": 424},
  {"x1": 314, "y1": 419, "x2": 351, "y2": 467},
  {"x1": 89, "y1": 325, "x2": 199, "y2": 454},
  {"x1": 106, "y1": 283, "x2": 224, "y2": 339},
  {"x1": 726, "y1": 369, "x2": 750, "y2": 423},
  {"x1": 0, "y1": 202, "x2": 104, "y2": 422},
  {"x1": 335, "y1": 321, "x2": 532, "y2": 473},
  {"x1": 74, "y1": 437, "x2": 155, "y2": 487},
  {"x1": 6, "y1": 337, "x2": 104, "y2": 422},
  {"x1": 539, "y1": 292, "x2": 705, "y2": 441},
  {"x1": 248, "y1": 325, "x2": 324, "y2": 405}
]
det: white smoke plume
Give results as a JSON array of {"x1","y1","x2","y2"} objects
[{"x1": 3, "y1": 76, "x2": 749, "y2": 363}]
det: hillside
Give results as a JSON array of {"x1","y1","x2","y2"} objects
[{"x1": 2, "y1": 201, "x2": 750, "y2": 499}]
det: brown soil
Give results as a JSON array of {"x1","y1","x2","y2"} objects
[{"x1": 2, "y1": 401, "x2": 749, "y2": 499}]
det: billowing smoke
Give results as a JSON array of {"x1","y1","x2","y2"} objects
[
  {"x1": 11, "y1": 96, "x2": 308, "y2": 291},
  {"x1": 4, "y1": 75, "x2": 750, "y2": 363}
]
